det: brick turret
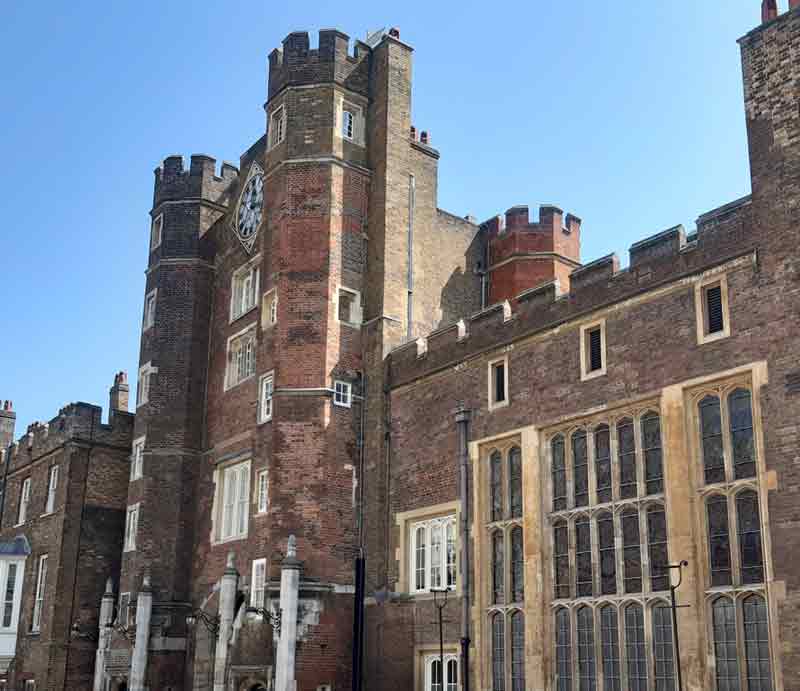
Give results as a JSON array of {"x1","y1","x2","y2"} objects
[{"x1": 484, "y1": 204, "x2": 582, "y2": 304}]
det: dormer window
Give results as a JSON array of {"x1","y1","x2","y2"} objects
[{"x1": 269, "y1": 106, "x2": 286, "y2": 149}]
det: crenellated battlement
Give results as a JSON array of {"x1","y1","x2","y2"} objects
[
  {"x1": 390, "y1": 195, "x2": 756, "y2": 386},
  {"x1": 267, "y1": 29, "x2": 373, "y2": 101},
  {"x1": 153, "y1": 154, "x2": 238, "y2": 208}
]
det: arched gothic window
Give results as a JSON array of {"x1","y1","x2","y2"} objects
[
  {"x1": 617, "y1": 418, "x2": 637, "y2": 499},
  {"x1": 652, "y1": 604, "x2": 676, "y2": 691},
  {"x1": 491, "y1": 451, "x2": 503, "y2": 522},
  {"x1": 554, "y1": 521, "x2": 570, "y2": 600},
  {"x1": 625, "y1": 604, "x2": 647, "y2": 691},
  {"x1": 598, "y1": 512, "x2": 617, "y2": 595},
  {"x1": 509, "y1": 447, "x2": 523, "y2": 518},
  {"x1": 511, "y1": 527, "x2": 524, "y2": 603},
  {"x1": 743, "y1": 595, "x2": 772, "y2": 691},
  {"x1": 576, "y1": 518, "x2": 593, "y2": 597},
  {"x1": 573, "y1": 430, "x2": 589, "y2": 508},
  {"x1": 577, "y1": 606, "x2": 597, "y2": 691},
  {"x1": 595, "y1": 425, "x2": 612, "y2": 504},
  {"x1": 492, "y1": 612, "x2": 506, "y2": 691},
  {"x1": 647, "y1": 506, "x2": 669, "y2": 592},
  {"x1": 711, "y1": 597, "x2": 739, "y2": 691},
  {"x1": 707, "y1": 495, "x2": 732, "y2": 587},
  {"x1": 641, "y1": 413, "x2": 664, "y2": 495},
  {"x1": 736, "y1": 491, "x2": 764, "y2": 585},
  {"x1": 492, "y1": 531, "x2": 505, "y2": 604},
  {"x1": 600, "y1": 605, "x2": 621, "y2": 691},
  {"x1": 729, "y1": 389, "x2": 756, "y2": 480},
  {"x1": 555, "y1": 608, "x2": 572, "y2": 691},
  {"x1": 511, "y1": 611, "x2": 525, "y2": 691},
  {"x1": 700, "y1": 395, "x2": 725, "y2": 484},
  {"x1": 622, "y1": 510, "x2": 642, "y2": 594},
  {"x1": 552, "y1": 435, "x2": 567, "y2": 511}
]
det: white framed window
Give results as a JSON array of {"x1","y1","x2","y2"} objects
[
  {"x1": 131, "y1": 436, "x2": 145, "y2": 481},
  {"x1": 230, "y1": 260, "x2": 260, "y2": 321},
  {"x1": 142, "y1": 289, "x2": 157, "y2": 332},
  {"x1": 336, "y1": 287, "x2": 362, "y2": 327},
  {"x1": 136, "y1": 362, "x2": 157, "y2": 408},
  {"x1": 251, "y1": 558, "x2": 267, "y2": 608},
  {"x1": 124, "y1": 504, "x2": 140, "y2": 552},
  {"x1": 256, "y1": 470, "x2": 269, "y2": 514},
  {"x1": 338, "y1": 100, "x2": 364, "y2": 146},
  {"x1": 262, "y1": 289, "x2": 278, "y2": 329},
  {"x1": 225, "y1": 326, "x2": 257, "y2": 390},
  {"x1": 342, "y1": 110, "x2": 355, "y2": 140},
  {"x1": 333, "y1": 380, "x2": 352, "y2": 408},
  {"x1": 1, "y1": 562, "x2": 20, "y2": 629},
  {"x1": 258, "y1": 372, "x2": 274, "y2": 424},
  {"x1": 488, "y1": 356, "x2": 509, "y2": 411},
  {"x1": 695, "y1": 274, "x2": 731, "y2": 344},
  {"x1": 117, "y1": 592, "x2": 131, "y2": 627},
  {"x1": 269, "y1": 105, "x2": 286, "y2": 149},
  {"x1": 410, "y1": 515, "x2": 457, "y2": 594},
  {"x1": 16, "y1": 478, "x2": 31, "y2": 526},
  {"x1": 425, "y1": 653, "x2": 459, "y2": 691},
  {"x1": 216, "y1": 460, "x2": 251, "y2": 543},
  {"x1": 31, "y1": 555, "x2": 47, "y2": 633},
  {"x1": 580, "y1": 319, "x2": 607, "y2": 381},
  {"x1": 24, "y1": 680, "x2": 35, "y2": 691},
  {"x1": 44, "y1": 466, "x2": 59, "y2": 514},
  {"x1": 150, "y1": 214, "x2": 163, "y2": 250}
]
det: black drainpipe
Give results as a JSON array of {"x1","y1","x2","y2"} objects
[
  {"x1": 351, "y1": 372, "x2": 367, "y2": 691},
  {"x1": 456, "y1": 406, "x2": 472, "y2": 691}
]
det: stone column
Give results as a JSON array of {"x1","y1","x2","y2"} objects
[
  {"x1": 213, "y1": 553, "x2": 239, "y2": 691},
  {"x1": 130, "y1": 575, "x2": 153, "y2": 691},
  {"x1": 275, "y1": 536, "x2": 301, "y2": 691},
  {"x1": 93, "y1": 578, "x2": 115, "y2": 691}
]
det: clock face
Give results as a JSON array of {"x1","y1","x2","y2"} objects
[{"x1": 237, "y1": 173, "x2": 264, "y2": 239}]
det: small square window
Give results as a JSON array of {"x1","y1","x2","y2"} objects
[
  {"x1": 136, "y1": 362, "x2": 157, "y2": 408},
  {"x1": 143, "y1": 289, "x2": 157, "y2": 331},
  {"x1": 225, "y1": 327, "x2": 257, "y2": 390},
  {"x1": 150, "y1": 215, "x2": 163, "y2": 251},
  {"x1": 131, "y1": 436, "x2": 145, "y2": 481},
  {"x1": 488, "y1": 357, "x2": 509, "y2": 410},
  {"x1": 580, "y1": 320, "x2": 607, "y2": 381},
  {"x1": 256, "y1": 470, "x2": 269, "y2": 514},
  {"x1": 124, "y1": 504, "x2": 140, "y2": 552},
  {"x1": 337, "y1": 287, "x2": 362, "y2": 327},
  {"x1": 696, "y1": 276, "x2": 730, "y2": 344},
  {"x1": 269, "y1": 106, "x2": 286, "y2": 149},
  {"x1": 258, "y1": 372, "x2": 274, "y2": 423},
  {"x1": 333, "y1": 381, "x2": 352, "y2": 408},
  {"x1": 262, "y1": 289, "x2": 278, "y2": 330}
]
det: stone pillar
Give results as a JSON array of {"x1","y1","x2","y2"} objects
[
  {"x1": 93, "y1": 578, "x2": 115, "y2": 691},
  {"x1": 213, "y1": 553, "x2": 239, "y2": 691},
  {"x1": 130, "y1": 575, "x2": 153, "y2": 691},
  {"x1": 275, "y1": 536, "x2": 301, "y2": 691}
]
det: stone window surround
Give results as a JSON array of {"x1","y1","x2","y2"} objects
[
  {"x1": 335, "y1": 285, "x2": 363, "y2": 328},
  {"x1": 230, "y1": 255, "x2": 261, "y2": 324},
  {"x1": 15, "y1": 478, "x2": 31, "y2": 527},
  {"x1": 210, "y1": 455, "x2": 252, "y2": 545},
  {"x1": 333, "y1": 380, "x2": 352, "y2": 408},
  {"x1": 695, "y1": 273, "x2": 731, "y2": 345},
  {"x1": 336, "y1": 95, "x2": 365, "y2": 147},
  {"x1": 124, "y1": 503, "x2": 140, "y2": 553},
  {"x1": 268, "y1": 104, "x2": 286, "y2": 150},
  {"x1": 261, "y1": 287, "x2": 278, "y2": 330},
  {"x1": 150, "y1": 213, "x2": 163, "y2": 251},
  {"x1": 142, "y1": 288, "x2": 157, "y2": 332},
  {"x1": 224, "y1": 324, "x2": 257, "y2": 392},
  {"x1": 43, "y1": 465, "x2": 59, "y2": 516},
  {"x1": 395, "y1": 501, "x2": 461, "y2": 597},
  {"x1": 136, "y1": 362, "x2": 158, "y2": 408},
  {"x1": 256, "y1": 469, "x2": 269, "y2": 515},
  {"x1": 487, "y1": 354, "x2": 510, "y2": 412},
  {"x1": 258, "y1": 371, "x2": 274, "y2": 424},
  {"x1": 580, "y1": 318, "x2": 607, "y2": 382},
  {"x1": 413, "y1": 644, "x2": 461, "y2": 691},
  {"x1": 31, "y1": 554, "x2": 47, "y2": 634},
  {"x1": 131, "y1": 435, "x2": 145, "y2": 481}
]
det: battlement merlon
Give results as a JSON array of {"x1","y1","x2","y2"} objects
[
  {"x1": 153, "y1": 154, "x2": 238, "y2": 209},
  {"x1": 267, "y1": 28, "x2": 388, "y2": 102}
]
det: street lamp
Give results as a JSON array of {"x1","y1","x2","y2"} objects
[
  {"x1": 71, "y1": 621, "x2": 99, "y2": 643},
  {"x1": 657, "y1": 560, "x2": 690, "y2": 691},
  {"x1": 185, "y1": 609, "x2": 220, "y2": 635},
  {"x1": 245, "y1": 605, "x2": 282, "y2": 637},
  {"x1": 432, "y1": 588, "x2": 450, "y2": 691}
]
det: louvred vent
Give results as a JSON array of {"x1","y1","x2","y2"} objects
[{"x1": 706, "y1": 285, "x2": 724, "y2": 334}]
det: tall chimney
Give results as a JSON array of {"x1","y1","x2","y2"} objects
[
  {"x1": 109, "y1": 372, "x2": 129, "y2": 413},
  {"x1": 0, "y1": 401, "x2": 16, "y2": 450},
  {"x1": 762, "y1": 0, "x2": 778, "y2": 22}
]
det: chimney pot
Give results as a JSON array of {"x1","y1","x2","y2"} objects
[
  {"x1": 420, "y1": 131, "x2": 429, "y2": 145},
  {"x1": 410, "y1": 126, "x2": 417, "y2": 140},
  {"x1": 762, "y1": 0, "x2": 779, "y2": 22},
  {"x1": 389, "y1": 27, "x2": 400, "y2": 39}
]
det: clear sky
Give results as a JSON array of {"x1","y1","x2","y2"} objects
[{"x1": 0, "y1": 1, "x2": 764, "y2": 437}]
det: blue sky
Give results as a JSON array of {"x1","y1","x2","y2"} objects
[{"x1": 0, "y1": 1, "x2": 763, "y2": 436}]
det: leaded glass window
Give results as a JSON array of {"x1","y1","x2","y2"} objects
[
  {"x1": 511, "y1": 611, "x2": 525, "y2": 691},
  {"x1": 648, "y1": 506, "x2": 669, "y2": 592},
  {"x1": 652, "y1": 605, "x2": 676, "y2": 691},
  {"x1": 493, "y1": 531, "x2": 505, "y2": 604},
  {"x1": 577, "y1": 606, "x2": 597, "y2": 691},
  {"x1": 509, "y1": 447, "x2": 523, "y2": 519},
  {"x1": 554, "y1": 521, "x2": 570, "y2": 599},
  {"x1": 736, "y1": 491, "x2": 764, "y2": 585},
  {"x1": 511, "y1": 527, "x2": 524, "y2": 603},
  {"x1": 576, "y1": 518, "x2": 593, "y2": 597},
  {"x1": 552, "y1": 435, "x2": 567, "y2": 512},
  {"x1": 600, "y1": 605, "x2": 621, "y2": 691},
  {"x1": 700, "y1": 395, "x2": 725, "y2": 484},
  {"x1": 598, "y1": 511, "x2": 617, "y2": 595},
  {"x1": 595, "y1": 424, "x2": 612, "y2": 504},
  {"x1": 573, "y1": 430, "x2": 589, "y2": 508},
  {"x1": 729, "y1": 389, "x2": 756, "y2": 480},
  {"x1": 712, "y1": 598, "x2": 740, "y2": 691},
  {"x1": 625, "y1": 604, "x2": 648, "y2": 691},
  {"x1": 707, "y1": 496, "x2": 732, "y2": 587},
  {"x1": 622, "y1": 510, "x2": 643, "y2": 594},
  {"x1": 743, "y1": 595, "x2": 772, "y2": 691},
  {"x1": 555, "y1": 608, "x2": 572, "y2": 691},
  {"x1": 618, "y1": 418, "x2": 637, "y2": 499},
  {"x1": 492, "y1": 612, "x2": 506, "y2": 691},
  {"x1": 642, "y1": 412, "x2": 664, "y2": 495},
  {"x1": 491, "y1": 451, "x2": 504, "y2": 522}
]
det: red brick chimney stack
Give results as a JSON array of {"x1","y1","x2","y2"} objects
[
  {"x1": 762, "y1": 0, "x2": 779, "y2": 22},
  {"x1": 420, "y1": 131, "x2": 430, "y2": 145},
  {"x1": 109, "y1": 371, "x2": 129, "y2": 413}
]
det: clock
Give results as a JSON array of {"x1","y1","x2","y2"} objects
[{"x1": 233, "y1": 163, "x2": 264, "y2": 253}]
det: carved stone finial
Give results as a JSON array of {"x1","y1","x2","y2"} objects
[
  {"x1": 105, "y1": 578, "x2": 114, "y2": 596},
  {"x1": 225, "y1": 551, "x2": 239, "y2": 576},
  {"x1": 141, "y1": 574, "x2": 152, "y2": 592},
  {"x1": 287, "y1": 535, "x2": 297, "y2": 559}
]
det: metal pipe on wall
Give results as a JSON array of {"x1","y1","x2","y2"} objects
[{"x1": 455, "y1": 407, "x2": 472, "y2": 691}]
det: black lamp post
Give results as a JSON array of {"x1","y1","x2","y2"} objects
[
  {"x1": 432, "y1": 588, "x2": 450, "y2": 690},
  {"x1": 71, "y1": 621, "x2": 99, "y2": 643},
  {"x1": 185, "y1": 609, "x2": 220, "y2": 635}
]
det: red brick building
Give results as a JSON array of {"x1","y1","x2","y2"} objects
[{"x1": 4, "y1": 2, "x2": 800, "y2": 690}]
